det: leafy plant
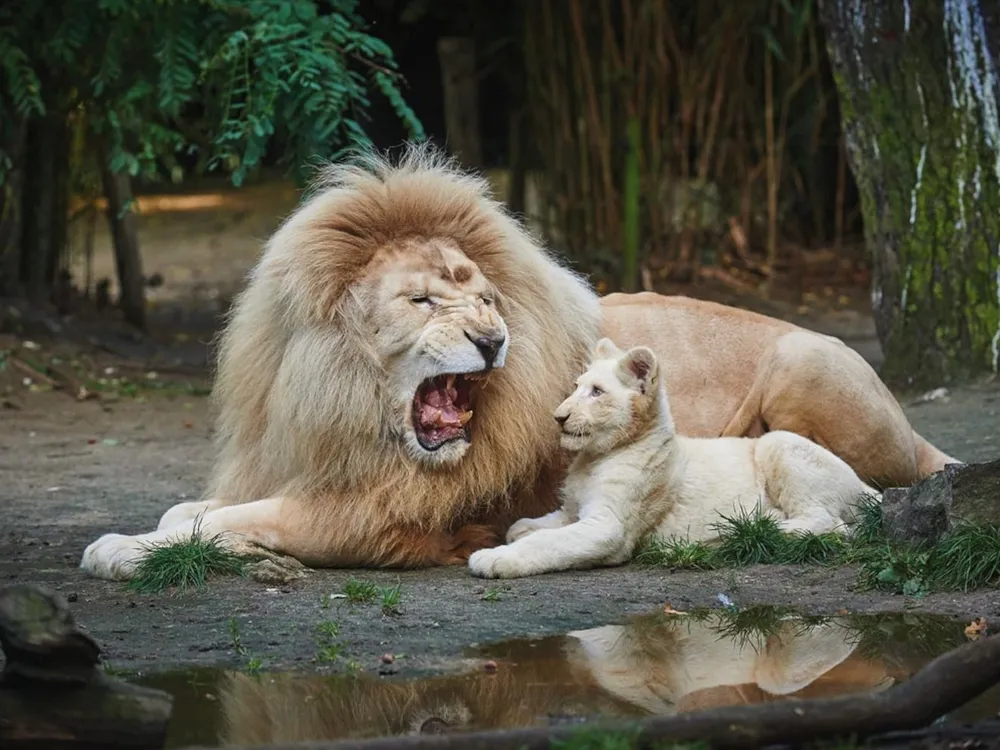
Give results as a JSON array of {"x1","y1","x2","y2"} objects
[
  {"x1": 379, "y1": 581, "x2": 402, "y2": 615},
  {"x1": 711, "y1": 507, "x2": 786, "y2": 567}
]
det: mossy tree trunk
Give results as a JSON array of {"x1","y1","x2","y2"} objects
[{"x1": 819, "y1": 0, "x2": 1000, "y2": 387}]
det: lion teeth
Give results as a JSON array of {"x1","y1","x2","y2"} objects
[
  {"x1": 459, "y1": 410, "x2": 473, "y2": 425},
  {"x1": 446, "y1": 374, "x2": 456, "y2": 389}
]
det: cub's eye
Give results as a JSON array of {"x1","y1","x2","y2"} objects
[
  {"x1": 410, "y1": 296, "x2": 432, "y2": 306},
  {"x1": 482, "y1": 297, "x2": 494, "y2": 306},
  {"x1": 590, "y1": 386, "x2": 603, "y2": 397}
]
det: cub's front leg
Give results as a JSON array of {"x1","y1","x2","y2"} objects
[
  {"x1": 506, "y1": 508, "x2": 571, "y2": 543},
  {"x1": 469, "y1": 511, "x2": 628, "y2": 579}
]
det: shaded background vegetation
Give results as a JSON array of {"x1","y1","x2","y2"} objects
[{"x1": 2, "y1": 0, "x2": 998, "y2": 386}]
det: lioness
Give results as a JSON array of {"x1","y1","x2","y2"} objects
[
  {"x1": 468, "y1": 339, "x2": 878, "y2": 579},
  {"x1": 80, "y1": 145, "x2": 957, "y2": 580}
]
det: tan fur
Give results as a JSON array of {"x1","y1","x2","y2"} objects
[
  {"x1": 199, "y1": 144, "x2": 602, "y2": 566},
  {"x1": 81, "y1": 144, "x2": 959, "y2": 580}
]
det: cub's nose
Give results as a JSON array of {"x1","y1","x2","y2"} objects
[
  {"x1": 554, "y1": 414, "x2": 569, "y2": 426},
  {"x1": 467, "y1": 332, "x2": 505, "y2": 369}
]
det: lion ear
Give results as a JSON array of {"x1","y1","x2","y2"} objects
[
  {"x1": 616, "y1": 346, "x2": 658, "y2": 394},
  {"x1": 593, "y1": 338, "x2": 621, "y2": 360}
]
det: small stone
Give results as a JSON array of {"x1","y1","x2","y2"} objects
[
  {"x1": 484, "y1": 660, "x2": 497, "y2": 674},
  {"x1": 380, "y1": 653, "x2": 394, "y2": 664},
  {"x1": 67, "y1": 592, "x2": 78, "y2": 603}
]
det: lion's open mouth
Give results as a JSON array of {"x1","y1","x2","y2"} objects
[{"x1": 412, "y1": 373, "x2": 486, "y2": 451}]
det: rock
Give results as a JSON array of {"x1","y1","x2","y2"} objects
[{"x1": 882, "y1": 458, "x2": 1000, "y2": 545}]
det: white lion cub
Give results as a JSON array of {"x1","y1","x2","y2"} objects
[{"x1": 468, "y1": 338, "x2": 880, "y2": 579}]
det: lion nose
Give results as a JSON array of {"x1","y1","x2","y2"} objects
[
  {"x1": 554, "y1": 414, "x2": 568, "y2": 426},
  {"x1": 467, "y1": 332, "x2": 505, "y2": 369}
]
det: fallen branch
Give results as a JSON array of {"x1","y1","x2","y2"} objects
[
  {"x1": 0, "y1": 584, "x2": 173, "y2": 750},
  {"x1": 202, "y1": 632, "x2": 1000, "y2": 750}
]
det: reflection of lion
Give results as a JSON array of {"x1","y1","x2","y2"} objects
[
  {"x1": 81, "y1": 144, "x2": 957, "y2": 579},
  {"x1": 212, "y1": 614, "x2": 902, "y2": 746}
]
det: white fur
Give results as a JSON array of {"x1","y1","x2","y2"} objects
[{"x1": 468, "y1": 339, "x2": 880, "y2": 579}]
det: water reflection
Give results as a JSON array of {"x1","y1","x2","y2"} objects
[{"x1": 137, "y1": 609, "x2": 995, "y2": 749}]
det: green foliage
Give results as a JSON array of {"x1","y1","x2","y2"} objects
[
  {"x1": 127, "y1": 521, "x2": 249, "y2": 594},
  {"x1": 635, "y1": 499, "x2": 1000, "y2": 596},
  {"x1": 0, "y1": 0, "x2": 424, "y2": 188},
  {"x1": 342, "y1": 576, "x2": 379, "y2": 604},
  {"x1": 711, "y1": 508, "x2": 787, "y2": 567},
  {"x1": 634, "y1": 537, "x2": 718, "y2": 570}
]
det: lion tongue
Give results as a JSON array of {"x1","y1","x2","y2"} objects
[{"x1": 420, "y1": 385, "x2": 469, "y2": 429}]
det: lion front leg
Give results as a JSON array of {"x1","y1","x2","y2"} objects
[{"x1": 82, "y1": 497, "x2": 294, "y2": 581}]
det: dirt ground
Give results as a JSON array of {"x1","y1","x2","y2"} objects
[
  {"x1": 2, "y1": 177, "x2": 1000, "y2": 680},
  {"x1": 2, "y1": 364, "x2": 999, "y2": 678}
]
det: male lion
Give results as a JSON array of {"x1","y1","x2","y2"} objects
[
  {"x1": 80, "y1": 145, "x2": 958, "y2": 580},
  {"x1": 469, "y1": 339, "x2": 878, "y2": 579}
]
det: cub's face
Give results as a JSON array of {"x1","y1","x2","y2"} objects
[
  {"x1": 364, "y1": 239, "x2": 509, "y2": 467},
  {"x1": 554, "y1": 338, "x2": 658, "y2": 455}
]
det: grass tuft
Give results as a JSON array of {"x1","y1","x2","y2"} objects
[
  {"x1": 778, "y1": 531, "x2": 846, "y2": 565},
  {"x1": 634, "y1": 537, "x2": 717, "y2": 570},
  {"x1": 342, "y1": 577, "x2": 379, "y2": 604},
  {"x1": 711, "y1": 507, "x2": 785, "y2": 567},
  {"x1": 929, "y1": 522, "x2": 1000, "y2": 591},
  {"x1": 379, "y1": 582, "x2": 402, "y2": 615},
  {"x1": 127, "y1": 522, "x2": 248, "y2": 594},
  {"x1": 634, "y1": 495, "x2": 1000, "y2": 596}
]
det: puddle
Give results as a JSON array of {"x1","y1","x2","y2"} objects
[{"x1": 134, "y1": 608, "x2": 999, "y2": 748}]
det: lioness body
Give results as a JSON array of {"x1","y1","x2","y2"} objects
[
  {"x1": 468, "y1": 340, "x2": 877, "y2": 579},
  {"x1": 80, "y1": 146, "x2": 955, "y2": 580}
]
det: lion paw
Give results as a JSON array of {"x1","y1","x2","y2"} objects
[
  {"x1": 468, "y1": 546, "x2": 528, "y2": 579},
  {"x1": 80, "y1": 533, "x2": 150, "y2": 581}
]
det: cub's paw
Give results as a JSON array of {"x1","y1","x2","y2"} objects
[
  {"x1": 468, "y1": 546, "x2": 528, "y2": 579},
  {"x1": 80, "y1": 533, "x2": 150, "y2": 581},
  {"x1": 505, "y1": 518, "x2": 542, "y2": 544}
]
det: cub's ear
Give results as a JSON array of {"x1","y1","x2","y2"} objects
[
  {"x1": 593, "y1": 337, "x2": 622, "y2": 360},
  {"x1": 616, "y1": 346, "x2": 658, "y2": 394}
]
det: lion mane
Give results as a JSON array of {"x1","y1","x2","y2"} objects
[{"x1": 205, "y1": 144, "x2": 602, "y2": 566}]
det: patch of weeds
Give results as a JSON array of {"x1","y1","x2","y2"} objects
[
  {"x1": 229, "y1": 617, "x2": 264, "y2": 673},
  {"x1": 635, "y1": 537, "x2": 717, "y2": 570},
  {"x1": 931, "y1": 522, "x2": 1000, "y2": 591},
  {"x1": 551, "y1": 726, "x2": 642, "y2": 750},
  {"x1": 850, "y1": 492, "x2": 884, "y2": 545},
  {"x1": 379, "y1": 582, "x2": 402, "y2": 615},
  {"x1": 712, "y1": 508, "x2": 786, "y2": 567},
  {"x1": 127, "y1": 521, "x2": 249, "y2": 594},
  {"x1": 482, "y1": 587, "x2": 503, "y2": 602},
  {"x1": 854, "y1": 544, "x2": 931, "y2": 598},
  {"x1": 315, "y1": 620, "x2": 345, "y2": 662},
  {"x1": 779, "y1": 531, "x2": 846, "y2": 565},
  {"x1": 342, "y1": 577, "x2": 379, "y2": 604},
  {"x1": 245, "y1": 656, "x2": 263, "y2": 675}
]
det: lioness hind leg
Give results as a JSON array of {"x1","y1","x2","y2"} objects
[
  {"x1": 725, "y1": 331, "x2": 944, "y2": 487},
  {"x1": 755, "y1": 431, "x2": 870, "y2": 535}
]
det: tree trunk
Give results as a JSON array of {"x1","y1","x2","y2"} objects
[
  {"x1": 819, "y1": 0, "x2": 1000, "y2": 388},
  {"x1": 437, "y1": 37, "x2": 483, "y2": 170},
  {"x1": 0, "y1": 119, "x2": 27, "y2": 296},
  {"x1": 20, "y1": 116, "x2": 65, "y2": 305},
  {"x1": 99, "y1": 161, "x2": 146, "y2": 330}
]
